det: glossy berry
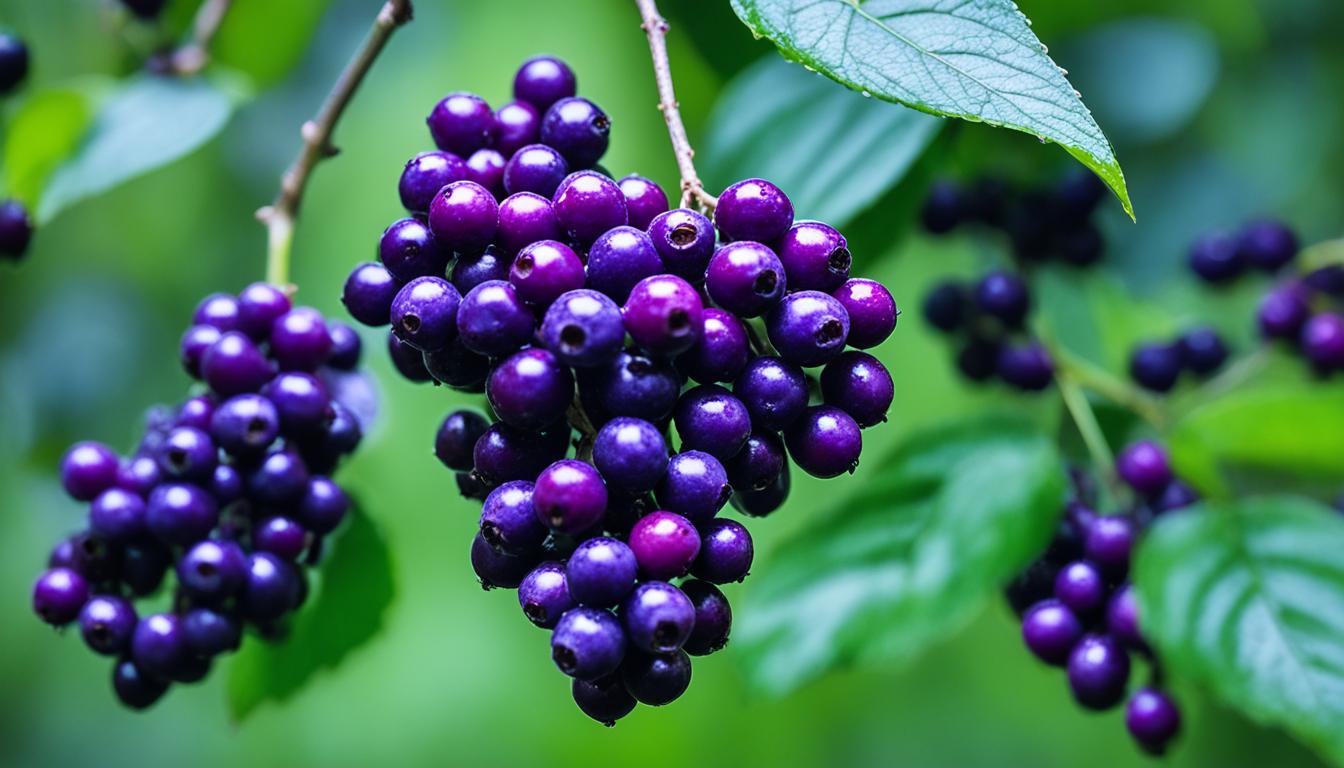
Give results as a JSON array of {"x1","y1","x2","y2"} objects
[
  {"x1": 734, "y1": 356, "x2": 808, "y2": 431},
  {"x1": 0, "y1": 199, "x2": 33, "y2": 258},
  {"x1": 236, "y1": 282, "x2": 292, "y2": 340},
  {"x1": 470, "y1": 532, "x2": 530, "y2": 589},
  {"x1": 768, "y1": 291, "x2": 851, "y2": 367},
  {"x1": 622, "y1": 650, "x2": 692, "y2": 706},
  {"x1": 1154, "y1": 480, "x2": 1199, "y2": 514},
  {"x1": 435, "y1": 410, "x2": 489, "y2": 471},
  {"x1": 513, "y1": 55, "x2": 577, "y2": 111},
  {"x1": 551, "y1": 607, "x2": 626, "y2": 680},
  {"x1": 487, "y1": 348, "x2": 574, "y2": 430},
  {"x1": 263, "y1": 372, "x2": 332, "y2": 436},
  {"x1": 429, "y1": 180, "x2": 499, "y2": 254},
  {"x1": 112, "y1": 658, "x2": 169, "y2": 710},
  {"x1": 679, "y1": 580, "x2": 731, "y2": 656},
  {"x1": 621, "y1": 580, "x2": 695, "y2": 655},
  {"x1": 1302, "y1": 312, "x2": 1344, "y2": 372},
  {"x1": 508, "y1": 239, "x2": 582, "y2": 308},
  {"x1": 553, "y1": 170, "x2": 627, "y2": 245},
  {"x1": 427, "y1": 92, "x2": 495, "y2": 156},
  {"x1": 326, "y1": 321, "x2": 362, "y2": 369},
  {"x1": 673, "y1": 386, "x2": 750, "y2": 463},
  {"x1": 732, "y1": 462, "x2": 790, "y2": 518},
  {"x1": 654, "y1": 451, "x2": 731, "y2": 523},
  {"x1": 177, "y1": 539, "x2": 247, "y2": 600},
  {"x1": 1107, "y1": 584, "x2": 1147, "y2": 651},
  {"x1": 504, "y1": 144, "x2": 570, "y2": 198},
  {"x1": 193, "y1": 293, "x2": 241, "y2": 331},
  {"x1": 131, "y1": 613, "x2": 188, "y2": 681},
  {"x1": 1257, "y1": 284, "x2": 1311, "y2": 340},
  {"x1": 997, "y1": 343, "x2": 1054, "y2": 391},
  {"x1": 1116, "y1": 441, "x2": 1171, "y2": 496},
  {"x1": 116, "y1": 455, "x2": 162, "y2": 499},
  {"x1": 179, "y1": 325, "x2": 221, "y2": 378},
  {"x1": 182, "y1": 607, "x2": 241, "y2": 657},
  {"x1": 821, "y1": 351, "x2": 894, "y2": 428},
  {"x1": 542, "y1": 289, "x2": 624, "y2": 367},
  {"x1": 1054, "y1": 560, "x2": 1106, "y2": 616},
  {"x1": 566, "y1": 537, "x2": 639, "y2": 608},
  {"x1": 540, "y1": 97, "x2": 610, "y2": 168},
  {"x1": 619, "y1": 175, "x2": 670, "y2": 230},
  {"x1": 61, "y1": 441, "x2": 120, "y2": 501},
  {"x1": 593, "y1": 417, "x2": 669, "y2": 494},
  {"x1": 775, "y1": 221, "x2": 850, "y2": 292},
  {"x1": 975, "y1": 271, "x2": 1030, "y2": 328},
  {"x1": 677, "y1": 308, "x2": 749, "y2": 384},
  {"x1": 471, "y1": 422, "x2": 570, "y2": 486},
  {"x1": 582, "y1": 349, "x2": 681, "y2": 423},
  {"x1": 691, "y1": 518, "x2": 754, "y2": 584},
  {"x1": 298, "y1": 476, "x2": 350, "y2": 534},
  {"x1": 585, "y1": 225, "x2": 663, "y2": 303},
  {"x1": 1127, "y1": 688, "x2": 1182, "y2": 754},
  {"x1": 519, "y1": 562, "x2": 574, "y2": 628},
  {"x1": 33, "y1": 567, "x2": 89, "y2": 625},
  {"x1": 785, "y1": 405, "x2": 862, "y2": 479},
  {"x1": 628, "y1": 511, "x2": 701, "y2": 581},
  {"x1": 832, "y1": 278, "x2": 897, "y2": 349},
  {"x1": 1237, "y1": 219, "x2": 1298, "y2": 273},
  {"x1": 1086, "y1": 516, "x2": 1136, "y2": 577},
  {"x1": 0, "y1": 33, "x2": 30, "y2": 94},
  {"x1": 705, "y1": 241, "x2": 787, "y2": 318},
  {"x1": 534, "y1": 460, "x2": 609, "y2": 535},
  {"x1": 572, "y1": 674, "x2": 636, "y2": 727},
  {"x1": 648, "y1": 208, "x2": 716, "y2": 281},
  {"x1": 343, "y1": 262, "x2": 399, "y2": 326},
  {"x1": 379, "y1": 218, "x2": 450, "y2": 283},
  {"x1": 201, "y1": 331, "x2": 274, "y2": 396},
  {"x1": 398, "y1": 151, "x2": 468, "y2": 214},
  {"x1": 450, "y1": 246, "x2": 510, "y2": 295},
  {"x1": 88, "y1": 488, "x2": 147, "y2": 543},
  {"x1": 497, "y1": 192, "x2": 561, "y2": 254},
  {"x1": 1021, "y1": 599, "x2": 1082, "y2": 666},
  {"x1": 241, "y1": 552, "x2": 301, "y2": 623},
  {"x1": 146, "y1": 483, "x2": 218, "y2": 546},
  {"x1": 246, "y1": 449, "x2": 310, "y2": 505},
  {"x1": 79, "y1": 595, "x2": 137, "y2": 656},
  {"x1": 1188, "y1": 232, "x2": 1244, "y2": 284},
  {"x1": 210, "y1": 394, "x2": 280, "y2": 457},
  {"x1": 254, "y1": 516, "x2": 308, "y2": 561},
  {"x1": 1068, "y1": 634, "x2": 1131, "y2": 711},
  {"x1": 466, "y1": 148, "x2": 506, "y2": 198},
  {"x1": 494, "y1": 100, "x2": 541, "y2": 155},
  {"x1": 481, "y1": 480, "x2": 546, "y2": 555},
  {"x1": 1178, "y1": 326, "x2": 1228, "y2": 377},
  {"x1": 715, "y1": 178, "x2": 793, "y2": 243},
  {"x1": 390, "y1": 276, "x2": 461, "y2": 352},
  {"x1": 726, "y1": 430, "x2": 785, "y2": 493},
  {"x1": 623, "y1": 274, "x2": 705, "y2": 356},
  {"x1": 455, "y1": 281, "x2": 534, "y2": 358},
  {"x1": 1129, "y1": 342, "x2": 1183, "y2": 393}
]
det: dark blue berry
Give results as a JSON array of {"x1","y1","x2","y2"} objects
[
  {"x1": 426, "y1": 92, "x2": 496, "y2": 157},
  {"x1": 435, "y1": 410, "x2": 490, "y2": 472},
  {"x1": 193, "y1": 293, "x2": 241, "y2": 331},
  {"x1": 593, "y1": 417, "x2": 669, "y2": 494},
  {"x1": 422, "y1": 336, "x2": 490, "y2": 391},
  {"x1": 581, "y1": 349, "x2": 681, "y2": 424},
  {"x1": 1085, "y1": 515, "x2": 1136, "y2": 577},
  {"x1": 997, "y1": 343, "x2": 1054, "y2": 391},
  {"x1": 0, "y1": 33, "x2": 30, "y2": 94},
  {"x1": 470, "y1": 532, "x2": 531, "y2": 589},
  {"x1": 131, "y1": 613, "x2": 188, "y2": 681},
  {"x1": 922, "y1": 281, "x2": 967, "y2": 333},
  {"x1": 1257, "y1": 283, "x2": 1311, "y2": 340},
  {"x1": 551, "y1": 607, "x2": 626, "y2": 679},
  {"x1": 1177, "y1": 326, "x2": 1228, "y2": 377},
  {"x1": 540, "y1": 97, "x2": 610, "y2": 168},
  {"x1": 734, "y1": 356, "x2": 808, "y2": 431},
  {"x1": 471, "y1": 422, "x2": 570, "y2": 486},
  {"x1": 182, "y1": 607, "x2": 242, "y2": 657},
  {"x1": 398, "y1": 151, "x2": 468, "y2": 215},
  {"x1": 567, "y1": 537, "x2": 638, "y2": 608},
  {"x1": 681, "y1": 579, "x2": 732, "y2": 656},
  {"x1": 1053, "y1": 560, "x2": 1106, "y2": 617},
  {"x1": 466, "y1": 148, "x2": 506, "y2": 198},
  {"x1": 655, "y1": 451, "x2": 731, "y2": 524},
  {"x1": 1302, "y1": 312, "x2": 1344, "y2": 372},
  {"x1": 920, "y1": 180, "x2": 965, "y2": 234},
  {"x1": 180, "y1": 325, "x2": 222, "y2": 378},
  {"x1": 622, "y1": 650, "x2": 692, "y2": 706},
  {"x1": 246, "y1": 449, "x2": 310, "y2": 505},
  {"x1": 674, "y1": 384, "x2": 752, "y2": 462},
  {"x1": 112, "y1": 658, "x2": 169, "y2": 710},
  {"x1": 542, "y1": 289, "x2": 625, "y2": 367},
  {"x1": 572, "y1": 674, "x2": 636, "y2": 726},
  {"x1": 241, "y1": 552, "x2": 302, "y2": 623},
  {"x1": 450, "y1": 243, "x2": 514, "y2": 296},
  {"x1": 510, "y1": 239, "x2": 584, "y2": 308},
  {"x1": 1237, "y1": 219, "x2": 1298, "y2": 273},
  {"x1": 726, "y1": 430, "x2": 784, "y2": 493},
  {"x1": 210, "y1": 394, "x2": 280, "y2": 458},
  {"x1": 975, "y1": 271, "x2": 1030, "y2": 329},
  {"x1": 1107, "y1": 584, "x2": 1147, "y2": 651},
  {"x1": 343, "y1": 262, "x2": 399, "y2": 327},
  {"x1": 326, "y1": 321, "x2": 362, "y2": 369},
  {"x1": 1188, "y1": 232, "x2": 1244, "y2": 284},
  {"x1": 1129, "y1": 342, "x2": 1183, "y2": 393},
  {"x1": 784, "y1": 405, "x2": 862, "y2": 479}
]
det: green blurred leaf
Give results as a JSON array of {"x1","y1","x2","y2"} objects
[
  {"x1": 210, "y1": 0, "x2": 332, "y2": 87},
  {"x1": 37, "y1": 74, "x2": 240, "y2": 224},
  {"x1": 702, "y1": 55, "x2": 940, "y2": 228},
  {"x1": 729, "y1": 0, "x2": 1133, "y2": 219},
  {"x1": 1135, "y1": 496, "x2": 1344, "y2": 765},
  {"x1": 2, "y1": 83, "x2": 99, "y2": 209},
  {"x1": 227, "y1": 502, "x2": 396, "y2": 722},
  {"x1": 736, "y1": 420, "x2": 1064, "y2": 696},
  {"x1": 1169, "y1": 381, "x2": 1344, "y2": 496},
  {"x1": 1034, "y1": 267, "x2": 1178, "y2": 370}
]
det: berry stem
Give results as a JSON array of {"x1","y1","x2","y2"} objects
[
  {"x1": 1055, "y1": 366, "x2": 1124, "y2": 503},
  {"x1": 1052, "y1": 346, "x2": 1167, "y2": 430},
  {"x1": 168, "y1": 0, "x2": 233, "y2": 76},
  {"x1": 256, "y1": 0, "x2": 414, "y2": 288},
  {"x1": 566, "y1": 393, "x2": 598, "y2": 463},
  {"x1": 634, "y1": 0, "x2": 719, "y2": 213},
  {"x1": 1174, "y1": 347, "x2": 1269, "y2": 412}
]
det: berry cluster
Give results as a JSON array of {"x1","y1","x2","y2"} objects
[
  {"x1": 1127, "y1": 326, "x2": 1228, "y2": 393},
  {"x1": 0, "y1": 31, "x2": 32, "y2": 262},
  {"x1": 922, "y1": 270, "x2": 1054, "y2": 391},
  {"x1": 921, "y1": 169, "x2": 1109, "y2": 267},
  {"x1": 1007, "y1": 441, "x2": 1196, "y2": 755},
  {"x1": 31, "y1": 285, "x2": 364, "y2": 710},
  {"x1": 341, "y1": 55, "x2": 899, "y2": 723}
]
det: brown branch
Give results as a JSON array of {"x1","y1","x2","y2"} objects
[
  {"x1": 634, "y1": 0, "x2": 718, "y2": 213},
  {"x1": 168, "y1": 0, "x2": 233, "y2": 76},
  {"x1": 256, "y1": 0, "x2": 414, "y2": 287}
]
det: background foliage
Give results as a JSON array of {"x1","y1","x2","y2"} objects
[{"x1": 1, "y1": 0, "x2": 1342, "y2": 765}]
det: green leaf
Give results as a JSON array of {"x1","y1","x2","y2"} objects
[
  {"x1": 2, "y1": 84, "x2": 98, "y2": 209},
  {"x1": 701, "y1": 55, "x2": 941, "y2": 228},
  {"x1": 227, "y1": 501, "x2": 396, "y2": 722},
  {"x1": 1169, "y1": 381, "x2": 1344, "y2": 497},
  {"x1": 735, "y1": 420, "x2": 1064, "y2": 696},
  {"x1": 211, "y1": 0, "x2": 333, "y2": 87},
  {"x1": 37, "y1": 74, "x2": 240, "y2": 223},
  {"x1": 729, "y1": 0, "x2": 1133, "y2": 219},
  {"x1": 1135, "y1": 496, "x2": 1344, "y2": 764}
]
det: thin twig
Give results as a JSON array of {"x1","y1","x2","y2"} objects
[
  {"x1": 1051, "y1": 345, "x2": 1168, "y2": 430},
  {"x1": 169, "y1": 0, "x2": 234, "y2": 76},
  {"x1": 1055, "y1": 369, "x2": 1126, "y2": 509},
  {"x1": 256, "y1": 0, "x2": 414, "y2": 287},
  {"x1": 634, "y1": 0, "x2": 718, "y2": 213}
]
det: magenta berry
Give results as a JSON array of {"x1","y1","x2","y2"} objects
[
  {"x1": 832, "y1": 278, "x2": 898, "y2": 349},
  {"x1": 622, "y1": 274, "x2": 705, "y2": 356},
  {"x1": 534, "y1": 460, "x2": 609, "y2": 535},
  {"x1": 628, "y1": 511, "x2": 700, "y2": 580},
  {"x1": 785, "y1": 405, "x2": 862, "y2": 479},
  {"x1": 426, "y1": 92, "x2": 496, "y2": 157},
  {"x1": 618, "y1": 174, "x2": 669, "y2": 230},
  {"x1": 775, "y1": 220, "x2": 850, "y2": 292},
  {"x1": 513, "y1": 55, "x2": 577, "y2": 111}
]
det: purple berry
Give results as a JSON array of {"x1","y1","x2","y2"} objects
[
  {"x1": 343, "y1": 262, "x2": 398, "y2": 326},
  {"x1": 426, "y1": 92, "x2": 495, "y2": 156},
  {"x1": 833, "y1": 278, "x2": 898, "y2": 348},
  {"x1": 1067, "y1": 634, "x2": 1131, "y2": 710},
  {"x1": 920, "y1": 180, "x2": 965, "y2": 234},
  {"x1": 112, "y1": 658, "x2": 169, "y2": 710},
  {"x1": 731, "y1": 461, "x2": 790, "y2": 518},
  {"x1": 116, "y1": 455, "x2": 162, "y2": 498},
  {"x1": 1021, "y1": 599, "x2": 1082, "y2": 666},
  {"x1": 513, "y1": 56, "x2": 577, "y2": 111},
  {"x1": 648, "y1": 208, "x2": 716, "y2": 281},
  {"x1": 60, "y1": 441, "x2": 120, "y2": 502},
  {"x1": 1116, "y1": 441, "x2": 1171, "y2": 495},
  {"x1": 553, "y1": 170, "x2": 627, "y2": 245},
  {"x1": 1178, "y1": 326, "x2": 1228, "y2": 377},
  {"x1": 585, "y1": 225, "x2": 663, "y2": 303},
  {"x1": 510, "y1": 239, "x2": 584, "y2": 307},
  {"x1": 497, "y1": 192, "x2": 561, "y2": 254},
  {"x1": 621, "y1": 580, "x2": 695, "y2": 653},
  {"x1": 628, "y1": 511, "x2": 701, "y2": 580},
  {"x1": 785, "y1": 405, "x2": 862, "y2": 479},
  {"x1": 297, "y1": 476, "x2": 349, "y2": 535},
  {"x1": 691, "y1": 518, "x2": 753, "y2": 583},
  {"x1": 767, "y1": 291, "x2": 850, "y2": 367},
  {"x1": 379, "y1": 217, "x2": 450, "y2": 283},
  {"x1": 1237, "y1": 219, "x2": 1297, "y2": 273},
  {"x1": 481, "y1": 480, "x2": 547, "y2": 555},
  {"x1": 429, "y1": 180, "x2": 499, "y2": 254},
  {"x1": 997, "y1": 343, "x2": 1055, "y2": 391},
  {"x1": 210, "y1": 394, "x2": 280, "y2": 457},
  {"x1": 956, "y1": 337, "x2": 1000, "y2": 382},
  {"x1": 655, "y1": 451, "x2": 731, "y2": 523},
  {"x1": 0, "y1": 199, "x2": 32, "y2": 257},
  {"x1": 390, "y1": 276, "x2": 461, "y2": 352},
  {"x1": 1302, "y1": 312, "x2": 1344, "y2": 371},
  {"x1": 177, "y1": 539, "x2": 247, "y2": 600},
  {"x1": 775, "y1": 220, "x2": 850, "y2": 292},
  {"x1": 119, "y1": 542, "x2": 170, "y2": 596},
  {"x1": 201, "y1": 331, "x2": 274, "y2": 396},
  {"x1": 582, "y1": 349, "x2": 682, "y2": 424},
  {"x1": 551, "y1": 607, "x2": 626, "y2": 680},
  {"x1": 241, "y1": 552, "x2": 302, "y2": 623},
  {"x1": 1107, "y1": 583, "x2": 1147, "y2": 651},
  {"x1": 542, "y1": 289, "x2": 625, "y2": 367},
  {"x1": 734, "y1": 356, "x2": 808, "y2": 431},
  {"x1": 681, "y1": 579, "x2": 731, "y2": 655},
  {"x1": 263, "y1": 372, "x2": 333, "y2": 437},
  {"x1": 820, "y1": 351, "x2": 893, "y2": 428},
  {"x1": 705, "y1": 241, "x2": 787, "y2": 317},
  {"x1": 1126, "y1": 688, "x2": 1182, "y2": 754},
  {"x1": 131, "y1": 613, "x2": 188, "y2": 680},
  {"x1": 567, "y1": 537, "x2": 639, "y2": 608},
  {"x1": 180, "y1": 325, "x2": 222, "y2": 378},
  {"x1": 246, "y1": 449, "x2": 310, "y2": 505},
  {"x1": 593, "y1": 417, "x2": 669, "y2": 494},
  {"x1": 193, "y1": 292, "x2": 241, "y2": 331},
  {"x1": 326, "y1": 321, "x2": 362, "y2": 370},
  {"x1": 1085, "y1": 515, "x2": 1136, "y2": 577},
  {"x1": 1053, "y1": 560, "x2": 1106, "y2": 616},
  {"x1": 519, "y1": 561, "x2": 574, "y2": 628},
  {"x1": 457, "y1": 280, "x2": 536, "y2": 357},
  {"x1": 534, "y1": 459, "x2": 608, "y2": 534},
  {"x1": 253, "y1": 515, "x2": 308, "y2": 561},
  {"x1": 619, "y1": 175, "x2": 669, "y2": 230},
  {"x1": 182, "y1": 607, "x2": 242, "y2": 657},
  {"x1": 572, "y1": 673, "x2": 636, "y2": 726},
  {"x1": 674, "y1": 384, "x2": 751, "y2": 462},
  {"x1": 1257, "y1": 283, "x2": 1311, "y2": 340},
  {"x1": 494, "y1": 100, "x2": 541, "y2": 156},
  {"x1": 90, "y1": 487, "x2": 148, "y2": 543},
  {"x1": 33, "y1": 567, "x2": 89, "y2": 625},
  {"x1": 503, "y1": 144, "x2": 570, "y2": 198},
  {"x1": 471, "y1": 422, "x2": 570, "y2": 486},
  {"x1": 146, "y1": 483, "x2": 218, "y2": 546},
  {"x1": 623, "y1": 274, "x2": 705, "y2": 356},
  {"x1": 677, "y1": 308, "x2": 749, "y2": 384},
  {"x1": 1129, "y1": 342, "x2": 1183, "y2": 393},
  {"x1": 465, "y1": 148, "x2": 506, "y2": 198},
  {"x1": 449, "y1": 245, "x2": 510, "y2": 295},
  {"x1": 540, "y1": 97, "x2": 610, "y2": 168},
  {"x1": 470, "y1": 532, "x2": 530, "y2": 589},
  {"x1": 435, "y1": 410, "x2": 490, "y2": 472},
  {"x1": 398, "y1": 151, "x2": 468, "y2": 214},
  {"x1": 1155, "y1": 480, "x2": 1200, "y2": 514},
  {"x1": 726, "y1": 430, "x2": 785, "y2": 493},
  {"x1": 486, "y1": 348, "x2": 574, "y2": 430},
  {"x1": 1188, "y1": 232, "x2": 1244, "y2": 284},
  {"x1": 79, "y1": 595, "x2": 137, "y2": 655},
  {"x1": 715, "y1": 178, "x2": 793, "y2": 243},
  {"x1": 237, "y1": 282, "x2": 292, "y2": 340},
  {"x1": 975, "y1": 271, "x2": 1030, "y2": 328},
  {"x1": 621, "y1": 650, "x2": 692, "y2": 706}
]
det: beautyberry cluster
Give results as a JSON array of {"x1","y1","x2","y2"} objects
[
  {"x1": 31, "y1": 285, "x2": 365, "y2": 710},
  {"x1": 1007, "y1": 441, "x2": 1197, "y2": 756},
  {"x1": 921, "y1": 169, "x2": 1109, "y2": 267},
  {"x1": 0, "y1": 31, "x2": 33, "y2": 262},
  {"x1": 922, "y1": 270, "x2": 1053, "y2": 391},
  {"x1": 342, "y1": 55, "x2": 899, "y2": 724},
  {"x1": 1127, "y1": 326, "x2": 1228, "y2": 393}
]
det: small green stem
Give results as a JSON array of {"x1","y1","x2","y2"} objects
[
  {"x1": 265, "y1": 216, "x2": 293, "y2": 288},
  {"x1": 1052, "y1": 345, "x2": 1167, "y2": 430},
  {"x1": 1055, "y1": 367, "x2": 1124, "y2": 505}
]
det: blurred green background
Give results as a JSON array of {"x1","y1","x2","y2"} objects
[{"x1": 1, "y1": 0, "x2": 1341, "y2": 765}]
